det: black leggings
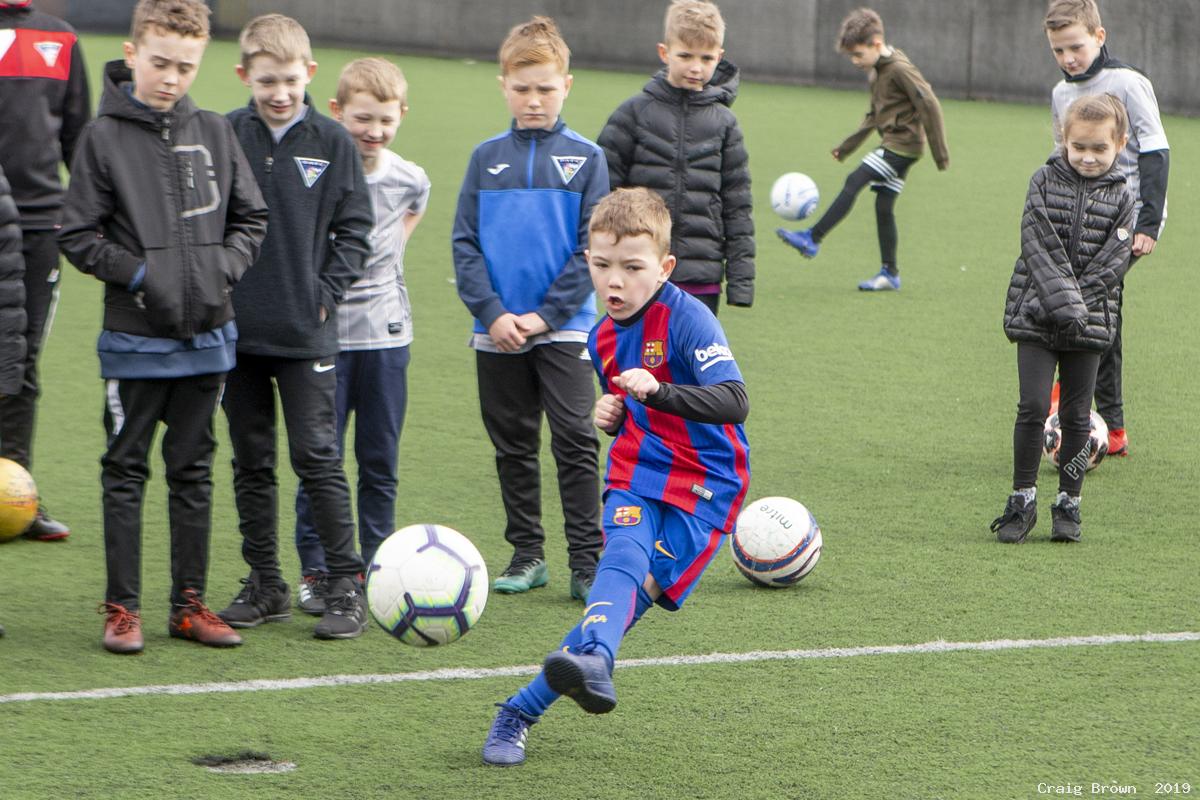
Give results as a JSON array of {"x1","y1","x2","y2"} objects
[
  {"x1": 1012, "y1": 343, "x2": 1101, "y2": 496},
  {"x1": 811, "y1": 154, "x2": 911, "y2": 271}
]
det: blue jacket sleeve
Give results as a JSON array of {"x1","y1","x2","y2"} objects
[
  {"x1": 536, "y1": 150, "x2": 609, "y2": 330},
  {"x1": 452, "y1": 149, "x2": 507, "y2": 329}
]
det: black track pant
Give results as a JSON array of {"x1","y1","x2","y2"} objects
[
  {"x1": 223, "y1": 353, "x2": 363, "y2": 586},
  {"x1": 1013, "y1": 343, "x2": 1100, "y2": 496},
  {"x1": 101, "y1": 373, "x2": 224, "y2": 610},
  {"x1": 476, "y1": 343, "x2": 602, "y2": 573},
  {"x1": 811, "y1": 150, "x2": 914, "y2": 271}
]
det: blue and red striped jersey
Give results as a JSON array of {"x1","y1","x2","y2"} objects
[{"x1": 589, "y1": 282, "x2": 750, "y2": 533}]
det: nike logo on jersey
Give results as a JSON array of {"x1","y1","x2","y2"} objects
[
  {"x1": 295, "y1": 157, "x2": 330, "y2": 188},
  {"x1": 551, "y1": 155, "x2": 586, "y2": 185},
  {"x1": 654, "y1": 540, "x2": 676, "y2": 560},
  {"x1": 486, "y1": 163, "x2": 510, "y2": 175},
  {"x1": 312, "y1": 361, "x2": 335, "y2": 373}
]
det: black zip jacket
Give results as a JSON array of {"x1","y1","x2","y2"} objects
[
  {"x1": 1003, "y1": 155, "x2": 1134, "y2": 353},
  {"x1": 0, "y1": 163, "x2": 26, "y2": 395},
  {"x1": 598, "y1": 60, "x2": 754, "y2": 306},
  {"x1": 0, "y1": 2, "x2": 91, "y2": 229},
  {"x1": 227, "y1": 97, "x2": 372, "y2": 358},
  {"x1": 58, "y1": 61, "x2": 268, "y2": 340}
]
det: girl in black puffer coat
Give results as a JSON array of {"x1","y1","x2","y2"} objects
[{"x1": 992, "y1": 94, "x2": 1134, "y2": 545}]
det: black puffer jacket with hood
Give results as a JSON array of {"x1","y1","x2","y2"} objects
[
  {"x1": 1003, "y1": 154, "x2": 1134, "y2": 352},
  {"x1": 598, "y1": 60, "x2": 754, "y2": 306},
  {"x1": 0, "y1": 163, "x2": 26, "y2": 396},
  {"x1": 58, "y1": 61, "x2": 267, "y2": 341}
]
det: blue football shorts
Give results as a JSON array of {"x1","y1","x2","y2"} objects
[{"x1": 603, "y1": 488, "x2": 726, "y2": 611}]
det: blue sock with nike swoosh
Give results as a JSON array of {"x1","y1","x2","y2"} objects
[{"x1": 575, "y1": 535, "x2": 650, "y2": 666}]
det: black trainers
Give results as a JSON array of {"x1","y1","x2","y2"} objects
[
  {"x1": 0, "y1": 620, "x2": 5, "y2": 638},
  {"x1": 296, "y1": 573, "x2": 328, "y2": 616},
  {"x1": 217, "y1": 572, "x2": 292, "y2": 628},
  {"x1": 313, "y1": 575, "x2": 367, "y2": 639},
  {"x1": 1050, "y1": 495, "x2": 1082, "y2": 543},
  {"x1": 990, "y1": 493, "x2": 1037, "y2": 544},
  {"x1": 22, "y1": 504, "x2": 70, "y2": 541}
]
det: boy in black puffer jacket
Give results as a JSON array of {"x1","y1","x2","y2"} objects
[
  {"x1": 597, "y1": 0, "x2": 753, "y2": 316},
  {"x1": 992, "y1": 94, "x2": 1134, "y2": 545}
]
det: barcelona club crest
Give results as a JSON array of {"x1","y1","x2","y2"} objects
[
  {"x1": 612, "y1": 506, "x2": 642, "y2": 526},
  {"x1": 642, "y1": 340, "x2": 664, "y2": 369}
]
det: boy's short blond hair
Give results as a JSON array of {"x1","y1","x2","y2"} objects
[
  {"x1": 498, "y1": 16, "x2": 570, "y2": 75},
  {"x1": 589, "y1": 188, "x2": 672, "y2": 258},
  {"x1": 663, "y1": 0, "x2": 725, "y2": 50},
  {"x1": 336, "y1": 58, "x2": 408, "y2": 108},
  {"x1": 837, "y1": 8, "x2": 885, "y2": 52},
  {"x1": 1062, "y1": 93, "x2": 1128, "y2": 141},
  {"x1": 130, "y1": 0, "x2": 210, "y2": 43},
  {"x1": 239, "y1": 13, "x2": 312, "y2": 70},
  {"x1": 1044, "y1": 0, "x2": 1102, "y2": 33}
]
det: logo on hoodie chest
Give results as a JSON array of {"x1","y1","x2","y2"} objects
[
  {"x1": 551, "y1": 155, "x2": 586, "y2": 185},
  {"x1": 295, "y1": 157, "x2": 330, "y2": 188}
]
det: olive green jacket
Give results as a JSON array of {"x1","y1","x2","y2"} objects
[{"x1": 836, "y1": 48, "x2": 950, "y2": 170}]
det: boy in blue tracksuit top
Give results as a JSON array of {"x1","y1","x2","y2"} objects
[{"x1": 452, "y1": 16, "x2": 607, "y2": 602}]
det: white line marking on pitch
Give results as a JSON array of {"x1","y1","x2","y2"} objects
[{"x1": 1, "y1": 631, "x2": 1196, "y2": 705}]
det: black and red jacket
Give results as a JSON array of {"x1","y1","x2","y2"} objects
[{"x1": 0, "y1": 1, "x2": 91, "y2": 229}]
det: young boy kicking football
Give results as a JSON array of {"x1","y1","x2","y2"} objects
[{"x1": 481, "y1": 187, "x2": 751, "y2": 766}]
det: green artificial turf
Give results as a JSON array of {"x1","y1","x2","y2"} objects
[{"x1": 0, "y1": 34, "x2": 1196, "y2": 799}]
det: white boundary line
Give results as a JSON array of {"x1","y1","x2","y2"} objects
[{"x1": 2, "y1": 631, "x2": 1196, "y2": 705}]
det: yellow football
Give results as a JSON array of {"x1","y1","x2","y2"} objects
[{"x1": 0, "y1": 457, "x2": 38, "y2": 542}]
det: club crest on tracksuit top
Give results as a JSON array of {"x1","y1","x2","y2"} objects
[{"x1": 589, "y1": 282, "x2": 751, "y2": 533}]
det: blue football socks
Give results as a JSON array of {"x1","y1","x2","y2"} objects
[
  {"x1": 509, "y1": 535, "x2": 656, "y2": 718},
  {"x1": 575, "y1": 535, "x2": 650, "y2": 665}
]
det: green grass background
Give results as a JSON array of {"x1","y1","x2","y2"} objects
[{"x1": 0, "y1": 34, "x2": 1197, "y2": 799}]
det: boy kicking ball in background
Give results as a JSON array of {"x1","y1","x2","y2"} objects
[
  {"x1": 776, "y1": 7, "x2": 948, "y2": 291},
  {"x1": 482, "y1": 187, "x2": 750, "y2": 766}
]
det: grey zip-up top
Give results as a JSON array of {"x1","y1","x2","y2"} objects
[{"x1": 1003, "y1": 155, "x2": 1134, "y2": 352}]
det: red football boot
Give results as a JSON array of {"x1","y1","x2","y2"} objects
[
  {"x1": 100, "y1": 602, "x2": 144, "y2": 654},
  {"x1": 1108, "y1": 427, "x2": 1128, "y2": 457},
  {"x1": 170, "y1": 589, "x2": 243, "y2": 647}
]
